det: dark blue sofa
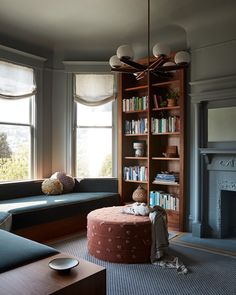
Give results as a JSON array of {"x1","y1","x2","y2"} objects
[
  {"x1": 0, "y1": 229, "x2": 59, "y2": 273},
  {"x1": 0, "y1": 178, "x2": 120, "y2": 241}
]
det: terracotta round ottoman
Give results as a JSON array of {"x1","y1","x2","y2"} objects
[{"x1": 87, "y1": 206, "x2": 152, "y2": 263}]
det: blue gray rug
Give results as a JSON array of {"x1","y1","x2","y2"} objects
[
  {"x1": 171, "y1": 232, "x2": 236, "y2": 257},
  {"x1": 50, "y1": 232, "x2": 236, "y2": 295}
]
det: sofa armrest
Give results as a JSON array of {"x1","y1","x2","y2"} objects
[{"x1": 74, "y1": 178, "x2": 118, "y2": 193}]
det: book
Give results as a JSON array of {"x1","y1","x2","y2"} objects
[{"x1": 153, "y1": 94, "x2": 159, "y2": 108}]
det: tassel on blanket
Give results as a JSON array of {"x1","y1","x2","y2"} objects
[{"x1": 154, "y1": 255, "x2": 188, "y2": 275}]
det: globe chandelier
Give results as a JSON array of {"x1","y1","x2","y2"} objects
[{"x1": 109, "y1": 0, "x2": 190, "y2": 79}]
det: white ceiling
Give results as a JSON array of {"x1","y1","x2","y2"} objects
[{"x1": 0, "y1": 0, "x2": 235, "y2": 60}]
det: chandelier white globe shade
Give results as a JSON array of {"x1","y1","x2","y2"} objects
[
  {"x1": 153, "y1": 43, "x2": 171, "y2": 57},
  {"x1": 109, "y1": 55, "x2": 123, "y2": 68},
  {"x1": 174, "y1": 51, "x2": 190, "y2": 64},
  {"x1": 117, "y1": 45, "x2": 134, "y2": 60},
  {"x1": 162, "y1": 61, "x2": 175, "y2": 67}
]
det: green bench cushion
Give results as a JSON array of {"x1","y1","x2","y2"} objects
[
  {"x1": 0, "y1": 192, "x2": 120, "y2": 230},
  {"x1": 0, "y1": 229, "x2": 59, "y2": 273}
]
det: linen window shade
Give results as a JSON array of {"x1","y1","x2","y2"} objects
[
  {"x1": 0, "y1": 60, "x2": 36, "y2": 99},
  {"x1": 74, "y1": 74, "x2": 115, "y2": 106}
]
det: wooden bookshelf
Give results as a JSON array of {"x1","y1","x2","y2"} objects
[{"x1": 118, "y1": 59, "x2": 186, "y2": 231}]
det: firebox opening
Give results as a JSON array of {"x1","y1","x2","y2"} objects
[{"x1": 221, "y1": 190, "x2": 236, "y2": 238}]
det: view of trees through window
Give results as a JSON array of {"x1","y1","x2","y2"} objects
[
  {"x1": 0, "y1": 98, "x2": 32, "y2": 182},
  {"x1": 76, "y1": 102, "x2": 113, "y2": 178}
]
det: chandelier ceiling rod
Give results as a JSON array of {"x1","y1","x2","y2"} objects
[
  {"x1": 109, "y1": 0, "x2": 190, "y2": 77},
  {"x1": 147, "y1": 0, "x2": 150, "y2": 69}
]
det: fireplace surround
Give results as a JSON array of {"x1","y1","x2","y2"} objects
[
  {"x1": 190, "y1": 74, "x2": 236, "y2": 238},
  {"x1": 200, "y1": 150, "x2": 236, "y2": 238}
]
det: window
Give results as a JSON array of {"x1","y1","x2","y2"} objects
[
  {"x1": 74, "y1": 74, "x2": 116, "y2": 178},
  {"x1": 0, "y1": 60, "x2": 36, "y2": 182}
]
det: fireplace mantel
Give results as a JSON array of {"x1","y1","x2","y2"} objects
[
  {"x1": 198, "y1": 148, "x2": 236, "y2": 238},
  {"x1": 200, "y1": 148, "x2": 236, "y2": 164}
]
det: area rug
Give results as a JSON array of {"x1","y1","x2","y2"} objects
[
  {"x1": 49, "y1": 232, "x2": 236, "y2": 295},
  {"x1": 170, "y1": 232, "x2": 236, "y2": 257}
]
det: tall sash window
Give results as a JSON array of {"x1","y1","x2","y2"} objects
[
  {"x1": 0, "y1": 60, "x2": 36, "y2": 182},
  {"x1": 74, "y1": 73, "x2": 115, "y2": 177}
]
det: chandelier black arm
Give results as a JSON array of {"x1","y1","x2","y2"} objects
[{"x1": 120, "y1": 57, "x2": 147, "y2": 71}]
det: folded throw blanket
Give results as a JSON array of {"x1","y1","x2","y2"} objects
[
  {"x1": 149, "y1": 206, "x2": 169, "y2": 261},
  {"x1": 149, "y1": 206, "x2": 188, "y2": 274},
  {"x1": 122, "y1": 203, "x2": 188, "y2": 274}
]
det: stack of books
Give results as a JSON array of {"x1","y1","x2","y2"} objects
[{"x1": 154, "y1": 172, "x2": 179, "y2": 184}]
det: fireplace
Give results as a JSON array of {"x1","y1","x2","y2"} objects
[
  {"x1": 190, "y1": 74, "x2": 236, "y2": 238},
  {"x1": 200, "y1": 149, "x2": 236, "y2": 238}
]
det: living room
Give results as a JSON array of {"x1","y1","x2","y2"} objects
[{"x1": 0, "y1": 0, "x2": 236, "y2": 294}]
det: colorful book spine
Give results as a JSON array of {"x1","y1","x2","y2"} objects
[
  {"x1": 151, "y1": 116, "x2": 180, "y2": 133},
  {"x1": 124, "y1": 166, "x2": 148, "y2": 181},
  {"x1": 149, "y1": 191, "x2": 179, "y2": 211},
  {"x1": 122, "y1": 96, "x2": 148, "y2": 112},
  {"x1": 124, "y1": 118, "x2": 148, "y2": 134}
]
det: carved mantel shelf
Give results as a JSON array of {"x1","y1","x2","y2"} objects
[{"x1": 199, "y1": 148, "x2": 236, "y2": 164}]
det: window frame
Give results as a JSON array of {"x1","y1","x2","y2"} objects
[
  {"x1": 63, "y1": 62, "x2": 118, "y2": 178},
  {"x1": 73, "y1": 99, "x2": 117, "y2": 178},
  {"x1": 0, "y1": 59, "x2": 37, "y2": 182}
]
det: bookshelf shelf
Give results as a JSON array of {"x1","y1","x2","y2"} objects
[
  {"x1": 152, "y1": 132, "x2": 180, "y2": 135},
  {"x1": 125, "y1": 156, "x2": 148, "y2": 160},
  {"x1": 124, "y1": 85, "x2": 148, "y2": 91},
  {"x1": 123, "y1": 109, "x2": 148, "y2": 114},
  {"x1": 152, "y1": 157, "x2": 180, "y2": 161},
  {"x1": 124, "y1": 180, "x2": 148, "y2": 184},
  {"x1": 124, "y1": 133, "x2": 148, "y2": 137},
  {"x1": 118, "y1": 59, "x2": 186, "y2": 231},
  {"x1": 152, "y1": 106, "x2": 180, "y2": 111},
  {"x1": 152, "y1": 181, "x2": 180, "y2": 186},
  {"x1": 152, "y1": 80, "x2": 180, "y2": 87}
]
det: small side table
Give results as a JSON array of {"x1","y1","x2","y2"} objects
[{"x1": 0, "y1": 253, "x2": 106, "y2": 295}]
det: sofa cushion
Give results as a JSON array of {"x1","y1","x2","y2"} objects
[
  {"x1": 51, "y1": 172, "x2": 75, "y2": 193},
  {"x1": 41, "y1": 178, "x2": 63, "y2": 195},
  {"x1": 0, "y1": 192, "x2": 120, "y2": 230},
  {"x1": 0, "y1": 229, "x2": 59, "y2": 273}
]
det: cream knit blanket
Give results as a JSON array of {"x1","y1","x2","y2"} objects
[{"x1": 149, "y1": 206, "x2": 188, "y2": 274}]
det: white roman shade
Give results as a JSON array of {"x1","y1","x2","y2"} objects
[
  {"x1": 0, "y1": 60, "x2": 36, "y2": 99},
  {"x1": 74, "y1": 74, "x2": 115, "y2": 106}
]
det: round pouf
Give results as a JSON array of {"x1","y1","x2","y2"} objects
[{"x1": 87, "y1": 206, "x2": 152, "y2": 263}]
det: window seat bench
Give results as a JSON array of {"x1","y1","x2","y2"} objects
[{"x1": 0, "y1": 178, "x2": 120, "y2": 242}]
